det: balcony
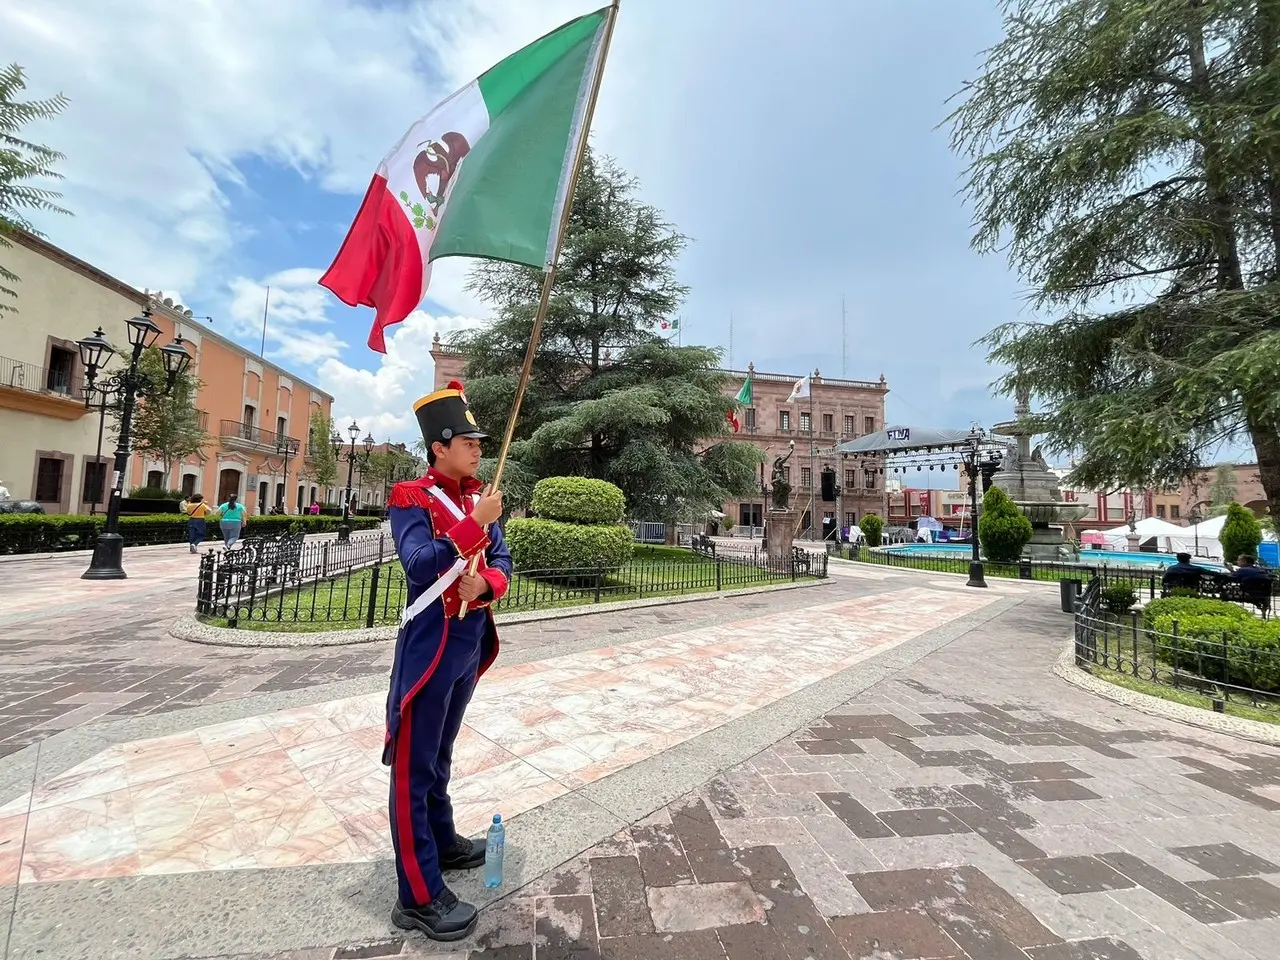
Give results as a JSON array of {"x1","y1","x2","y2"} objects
[
  {"x1": 0, "y1": 354, "x2": 87, "y2": 420},
  {"x1": 219, "y1": 419, "x2": 301, "y2": 457}
]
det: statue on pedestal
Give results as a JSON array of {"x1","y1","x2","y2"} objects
[{"x1": 770, "y1": 441, "x2": 796, "y2": 511}]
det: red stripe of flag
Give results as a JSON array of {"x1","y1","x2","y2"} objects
[{"x1": 319, "y1": 174, "x2": 425, "y2": 354}]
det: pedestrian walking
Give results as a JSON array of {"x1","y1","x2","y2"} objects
[
  {"x1": 217, "y1": 493, "x2": 247, "y2": 548},
  {"x1": 384, "y1": 380, "x2": 511, "y2": 941},
  {"x1": 182, "y1": 493, "x2": 211, "y2": 553}
]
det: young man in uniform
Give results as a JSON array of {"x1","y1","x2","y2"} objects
[{"x1": 383, "y1": 380, "x2": 511, "y2": 941}]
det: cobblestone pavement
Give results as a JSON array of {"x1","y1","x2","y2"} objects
[
  {"x1": 0, "y1": 548, "x2": 859, "y2": 758},
  {"x1": 222, "y1": 590, "x2": 1280, "y2": 960}
]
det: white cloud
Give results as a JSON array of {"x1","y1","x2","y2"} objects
[
  {"x1": 317, "y1": 310, "x2": 483, "y2": 444},
  {"x1": 226, "y1": 269, "x2": 348, "y2": 366},
  {"x1": 4, "y1": 0, "x2": 618, "y2": 301}
]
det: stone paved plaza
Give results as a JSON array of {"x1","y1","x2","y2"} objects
[{"x1": 1, "y1": 547, "x2": 1278, "y2": 959}]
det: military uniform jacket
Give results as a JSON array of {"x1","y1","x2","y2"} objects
[{"x1": 382, "y1": 469, "x2": 512, "y2": 764}]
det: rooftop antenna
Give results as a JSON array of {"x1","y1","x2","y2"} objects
[{"x1": 259, "y1": 286, "x2": 271, "y2": 358}]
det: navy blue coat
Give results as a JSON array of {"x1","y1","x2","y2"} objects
[{"x1": 382, "y1": 472, "x2": 512, "y2": 765}]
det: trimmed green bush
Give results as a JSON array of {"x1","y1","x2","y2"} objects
[
  {"x1": 978, "y1": 486, "x2": 1033, "y2": 563},
  {"x1": 1220, "y1": 502, "x2": 1263, "y2": 562},
  {"x1": 530, "y1": 476, "x2": 626, "y2": 525},
  {"x1": 1141, "y1": 596, "x2": 1252, "y2": 631},
  {"x1": 859, "y1": 514, "x2": 883, "y2": 547},
  {"x1": 1102, "y1": 584, "x2": 1137, "y2": 614},
  {"x1": 504, "y1": 516, "x2": 634, "y2": 570},
  {"x1": 130, "y1": 486, "x2": 184, "y2": 500},
  {"x1": 0, "y1": 512, "x2": 381, "y2": 555},
  {"x1": 1151, "y1": 611, "x2": 1280, "y2": 693}
]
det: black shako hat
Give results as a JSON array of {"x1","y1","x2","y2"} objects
[{"x1": 414, "y1": 380, "x2": 488, "y2": 447}]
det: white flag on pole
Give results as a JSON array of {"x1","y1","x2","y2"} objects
[{"x1": 786, "y1": 375, "x2": 811, "y2": 403}]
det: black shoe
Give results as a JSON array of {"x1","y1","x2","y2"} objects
[
  {"x1": 391, "y1": 888, "x2": 478, "y2": 941},
  {"x1": 439, "y1": 835, "x2": 487, "y2": 871}
]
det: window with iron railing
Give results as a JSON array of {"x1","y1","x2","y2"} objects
[
  {"x1": 799, "y1": 411, "x2": 811, "y2": 433},
  {"x1": 844, "y1": 415, "x2": 855, "y2": 435},
  {"x1": 744, "y1": 407, "x2": 756, "y2": 429},
  {"x1": 801, "y1": 466, "x2": 812, "y2": 487},
  {"x1": 779, "y1": 411, "x2": 790, "y2": 431},
  {"x1": 845, "y1": 469, "x2": 856, "y2": 487},
  {"x1": 822, "y1": 413, "x2": 833, "y2": 433},
  {"x1": 864, "y1": 416, "x2": 875, "y2": 434}
]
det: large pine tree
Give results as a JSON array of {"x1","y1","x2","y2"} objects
[
  {"x1": 949, "y1": 0, "x2": 1280, "y2": 522},
  {"x1": 452, "y1": 151, "x2": 761, "y2": 524}
]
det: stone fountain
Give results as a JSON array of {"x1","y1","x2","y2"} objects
[{"x1": 989, "y1": 387, "x2": 1089, "y2": 561}]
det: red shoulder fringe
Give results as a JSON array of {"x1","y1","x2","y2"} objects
[{"x1": 387, "y1": 481, "x2": 432, "y2": 510}]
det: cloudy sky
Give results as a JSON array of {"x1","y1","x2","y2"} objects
[{"x1": 5, "y1": 0, "x2": 1024, "y2": 446}]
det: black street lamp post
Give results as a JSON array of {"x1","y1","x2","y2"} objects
[
  {"x1": 332, "y1": 421, "x2": 374, "y2": 542},
  {"x1": 963, "y1": 426, "x2": 988, "y2": 589},
  {"x1": 77, "y1": 312, "x2": 193, "y2": 580},
  {"x1": 87, "y1": 380, "x2": 121, "y2": 517}
]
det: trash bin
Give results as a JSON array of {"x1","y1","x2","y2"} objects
[{"x1": 1060, "y1": 578, "x2": 1080, "y2": 613}]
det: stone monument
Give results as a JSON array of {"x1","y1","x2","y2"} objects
[
  {"x1": 1125, "y1": 512, "x2": 1141, "y2": 553},
  {"x1": 765, "y1": 441, "x2": 798, "y2": 562},
  {"x1": 990, "y1": 387, "x2": 1088, "y2": 561}
]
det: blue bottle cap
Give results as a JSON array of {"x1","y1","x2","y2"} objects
[{"x1": 493, "y1": 814, "x2": 502, "y2": 823}]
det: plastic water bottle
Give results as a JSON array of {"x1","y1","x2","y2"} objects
[{"x1": 484, "y1": 814, "x2": 505, "y2": 888}]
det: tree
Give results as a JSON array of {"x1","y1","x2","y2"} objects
[
  {"x1": 859, "y1": 514, "x2": 883, "y2": 547},
  {"x1": 948, "y1": 0, "x2": 1280, "y2": 525},
  {"x1": 452, "y1": 151, "x2": 763, "y2": 523},
  {"x1": 1220, "y1": 502, "x2": 1263, "y2": 561},
  {"x1": 363, "y1": 445, "x2": 423, "y2": 499},
  {"x1": 1, "y1": 63, "x2": 70, "y2": 311},
  {"x1": 978, "y1": 486, "x2": 1034, "y2": 562},
  {"x1": 299, "y1": 410, "x2": 338, "y2": 489},
  {"x1": 120, "y1": 347, "x2": 209, "y2": 479},
  {"x1": 1209, "y1": 464, "x2": 1238, "y2": 515}
]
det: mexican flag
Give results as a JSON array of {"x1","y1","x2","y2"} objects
[
  {"x1": 320, "y1": 7, "x2": 615, "y2": 353},
  {"x1": 726, "y1": 374, "x2": 752, "y2": 433},
  {"x1": 660, "y1": 318, "x2": 679, "y2": 331}
]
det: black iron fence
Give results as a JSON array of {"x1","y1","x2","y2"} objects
[
  {"x1": 848, "y1": 545, "x2": 1162, "y2": 593},
  {"x1": 196, "y1": 543, "x2": 826, "y2": 629},
  {"x1": 1073, "y1": 575, "x2": 1280, "y2": 711}
]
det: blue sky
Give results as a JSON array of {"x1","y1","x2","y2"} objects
[{"x1": 7, "y1": 0, "x2": 1030, "y2": 447}]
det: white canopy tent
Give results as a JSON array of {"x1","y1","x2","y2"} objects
[{"x1": 1081, "y1": 517, "x2": 1198, "y2": 555}]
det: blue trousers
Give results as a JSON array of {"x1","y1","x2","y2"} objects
[{"x1": 388, "y1": 613, "x2": 485, "y2": 906}]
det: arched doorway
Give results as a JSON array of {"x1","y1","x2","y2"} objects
[{"x1": 217, "y1": 468, "x2": 241, "y2": 505}]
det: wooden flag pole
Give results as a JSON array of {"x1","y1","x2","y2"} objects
[{"x1": 459, "y1": 0, "x2": 621, "y2": 617}]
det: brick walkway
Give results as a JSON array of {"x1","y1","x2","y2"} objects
[
  {"x1": 230, "y1": 589, "x2": 1280, "y2": 960},
  {"x1": 0, "y1": 548, "x2": 856, "y2": 758}
]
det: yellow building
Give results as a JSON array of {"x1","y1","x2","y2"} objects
[{"x1": 0, "y1": 232, "x2": 333, "y2": 514}]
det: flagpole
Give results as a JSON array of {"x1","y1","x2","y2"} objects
[
  {"x1": 808, "y1": 372, "x2": 816, "y2": 540},
  {"x1": 460, "y1": 0, "x2": 621, "y2": 617}
]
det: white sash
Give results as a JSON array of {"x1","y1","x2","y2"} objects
[{"x1": 400, "y1": 488, "x2": 482, "y2": 627}]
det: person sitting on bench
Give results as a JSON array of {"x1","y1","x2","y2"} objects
[{"x1": 1162, "y1": 552, "x2": 1209, "y2": 591}]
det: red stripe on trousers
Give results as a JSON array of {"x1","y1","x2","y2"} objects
[{"x1": 394, "y1": 700, "x2": 431, "y2": 906}]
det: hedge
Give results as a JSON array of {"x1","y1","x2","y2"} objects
[
  {"x1": 504, "y1": 516, "x2": 634, "y2": 570},
  {"x1": 1141, "y1": 596, "x2": 1253, "y2": 632},
  {"x1": 1150, "y1": 611, "x2": 1280, "y2": 693},
  {"x1": 530, "y1": 476, "x2": 626, "y2": 525},
  {"x1": 0, "y1": 513, "x2": 381, "y2": 555}
]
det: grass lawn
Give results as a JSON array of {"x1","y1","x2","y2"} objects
[{"x1": 202, "y1": 544, "x2": 811, "y2": 633}]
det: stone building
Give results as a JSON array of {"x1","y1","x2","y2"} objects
[
  {"x1": 0, "y1": 231, "x2": 332, "y2": 514},
  {"x1": 429, "y1": 335, "x2": 889, "y2": 536}
]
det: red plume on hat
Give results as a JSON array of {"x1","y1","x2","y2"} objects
[{"x1": 448, "y1": 379, "x2": 467, "y2": 401}]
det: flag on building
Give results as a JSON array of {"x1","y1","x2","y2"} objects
[
  {"x1": 726, "y1": 374, "x2": 752, "y2": 433},
  {"x1": 319, "y1": 7, "x2": 614, "y2": 353},
  {"x1": 786, "y1": 374, "x2": 811, "y2": 403}
]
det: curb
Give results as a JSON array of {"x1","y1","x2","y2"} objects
[
  {"x1": 170, "y1": 578, "x2": 833, "y2": 648},
  {"x1": 1052, "y1": 636, "x2": 1280, "y2": 747}
]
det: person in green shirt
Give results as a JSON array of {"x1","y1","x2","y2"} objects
[{"x1": 217, "y1": 493, "x2": 247, "y2": 547}]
